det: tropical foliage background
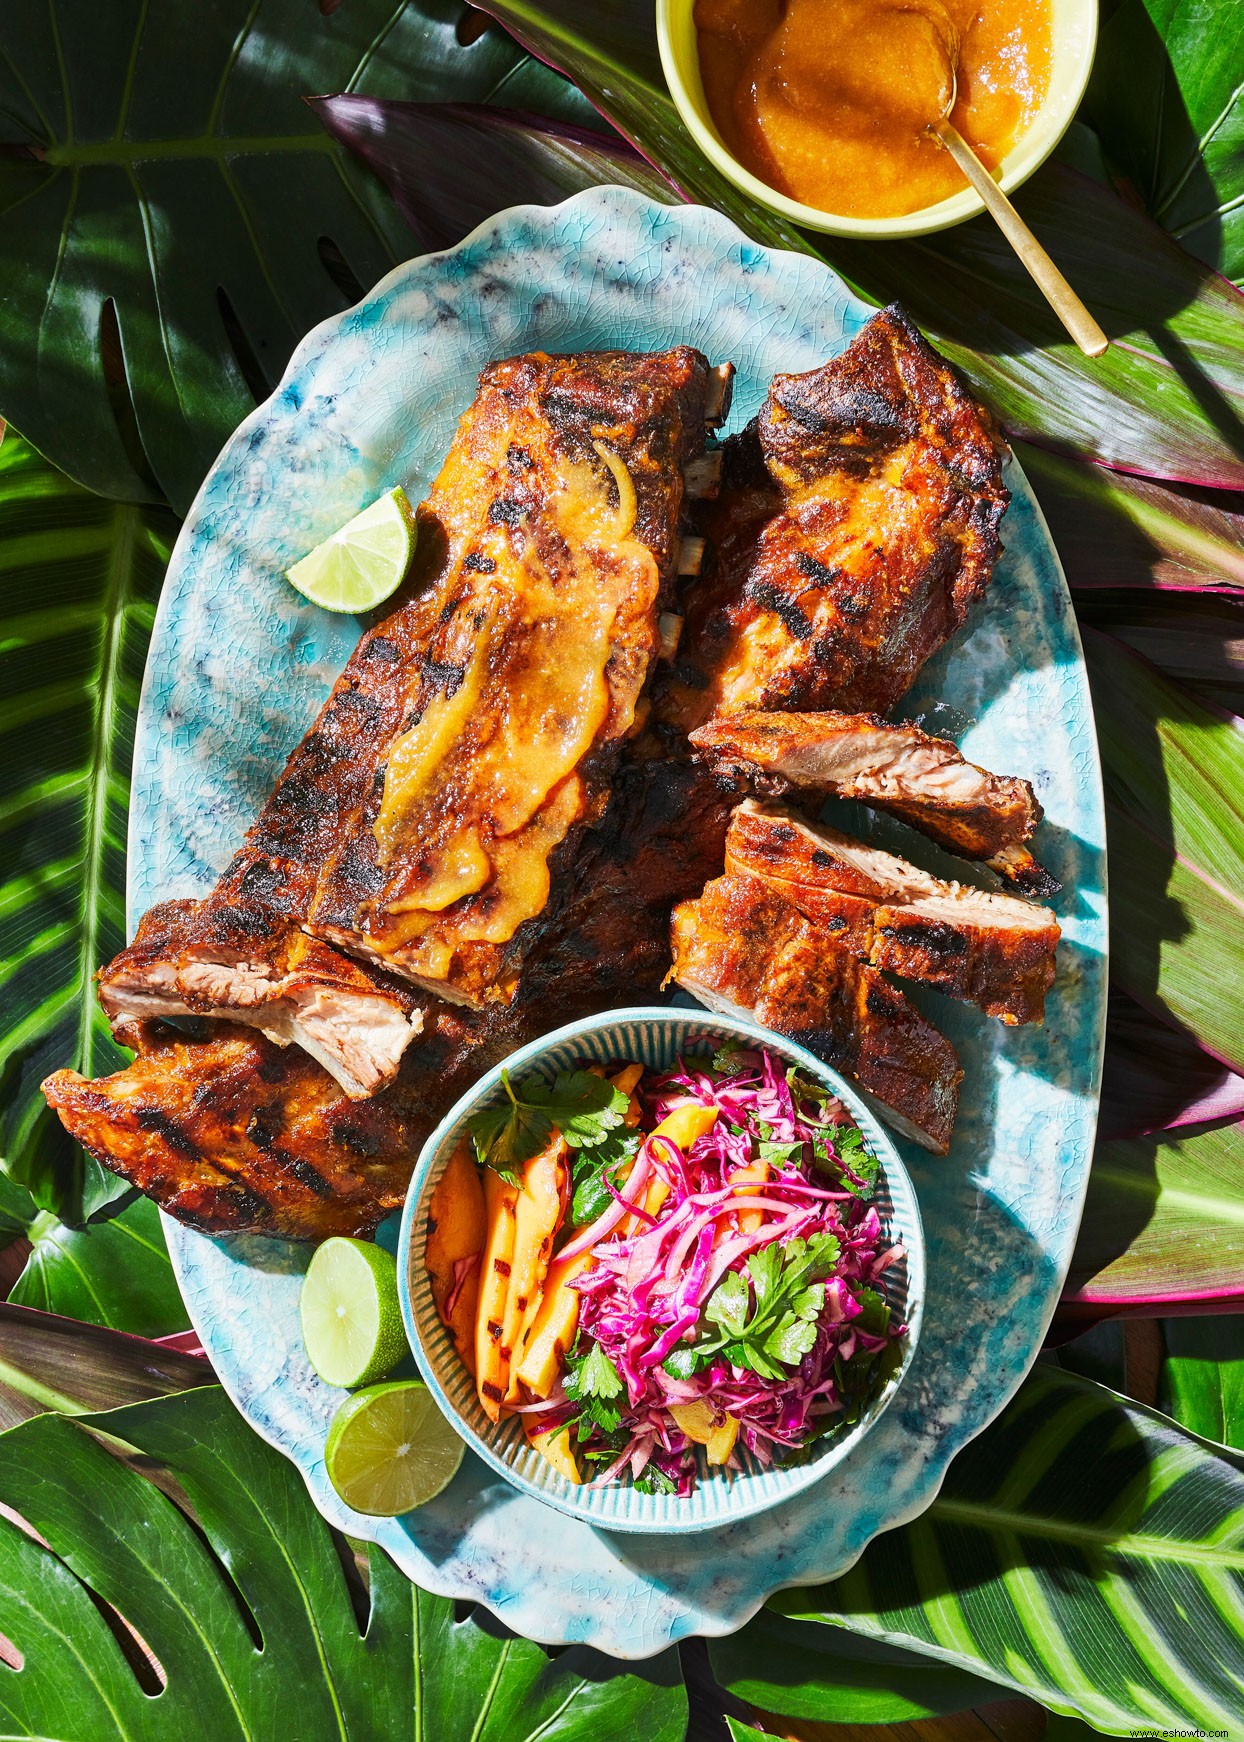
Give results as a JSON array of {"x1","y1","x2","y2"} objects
[{"x1": 0, "y1": 0, "x2": 1241, "y2": 1735}]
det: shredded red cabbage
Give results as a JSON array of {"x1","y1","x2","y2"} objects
[{"x1": 543, "y1": 1045, "x2": 908, "y2": 1496}]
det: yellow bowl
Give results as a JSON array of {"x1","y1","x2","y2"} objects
[{"x1": 655, "y1": 0, "x2": 1098, "y2": 239}]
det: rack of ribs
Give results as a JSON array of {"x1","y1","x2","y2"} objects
[
  {"x1": 43, "y1": 754, "x2": 743, "y2": 1237},
  {"x1": 725, "y1": 801, "x2": 1060, "y2": 1026},
  {"x1": 659, "y1": 304, "x2": 1009, "y2": 733},
  {"x1": 690, "y1": 709, "x2": 1058, "y2": 895},
  {"x1": 42, "y1": 310, "x2": 1045, "y2": 1234},
  {"x1": 305, "y1": 347, "x2": 725, "y2": 1006},
  {"x1": 92, "y1": 348, "x2": 728, "y2": 1095}
]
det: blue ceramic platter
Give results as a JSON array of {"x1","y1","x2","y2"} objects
[{"x1": 135, "y1": 188, "x2": 1107, "y2": 1658}]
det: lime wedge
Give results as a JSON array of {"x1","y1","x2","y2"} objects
[
  {"x1": 324, "y1": 1381, "x2": 464, "y2": 1515},
  {"x1": 300, "y1": 1236, "x2": 407, "y2": 1389},
  {"x1": 286, "y1": 486, "x2": 415, "y2": 613}
]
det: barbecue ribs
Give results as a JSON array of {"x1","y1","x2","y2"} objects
[
  {"x1": 691, "y1": 709, "x2": 1058, "y2": 895},
  {"x1": 669, "y1": 870, "x2": 963, "y2": 1153},
  {"x1": 308, "y1": 348, "x2": 724, "y2": 1006},
  {"x1": 660, "y1": 305, "x2": 1009, "y2": 731},
  {"x1": 43, "y1": 753, "x2": 744, "y2": 1238},
  {"x1": 726, "y1": 801, "x2": 1059, "y2": 1025}
]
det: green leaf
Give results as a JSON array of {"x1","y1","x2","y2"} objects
[
  {"x1": 705, "y1": 1269, "x2": 749, "y2": 1336},
  {"x1": 1067, "y1": 1122, "x2": 1244, "y2": 1310},
  {"x1": 0, "y1": 1300, "x2": 208, "y2": 1426},
  {"x1": 763, "y1": 1311, "x2": 818, "y2": 1368},
  {"x1": 1086, "y1": 629, "x2": 1244, "y2": 1071},
  {"x1": 0, "y1": 1171, "x2": 37, "y2": 1247},
  {"x1": 569, "y1": 1343, "x2": 624, "y2": 1402},
  {"x1": 312, "y1": 96, "x2": 661, "y2": 256},
  {"x1": 744, "y1": 1242, "x2": 782, "y2": 1307},
  {"x1": 709, "y1": 1610, "x2": 1008, "y2": 1725},
  {"x1": 1017, "y1": 439, "x2": 1244, "y2": 594},
  {"x1": 570, "y1": 1126, "x2": 641, "y2": 1226},
  {"x1": 1099, "y1": 988, "x2": 1244, "y2": 1142},
  {"x1": 0, "y1": 428, "x2": 176, "y2": 1221},
  {"x1": 774, "y1": 1364, "x2": 1244, "y2": 1732},
  {"x1": 1160, "y1": 1317, "x2": 1244, "y2": 1452},
  {"x1": 1087, "y1": 0, "x2": 1244, "y2": 284},
  {"x1": 6, "y1": 1193, "x2": 189, "y2": 1335},
  {"x1": 1079, "y1": 594, "x2": 1244, "y2": 721},
  {"x1": 0, "y1": 0, "x2": 592, "y2": 512},
  {"x1": 0, "y1": 1385, "x2": 688, "y2": 1739},
  {"x1": 526, "y1": 1070, "x2": 628, "y2": 1147},
  {"x1": 468, "y1": 12, "x2": 1244, "y2": 487}
]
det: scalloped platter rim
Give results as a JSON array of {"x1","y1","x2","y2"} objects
[{"x1": 137, "y1": 186, "x2": 1108, "y2": 1659}]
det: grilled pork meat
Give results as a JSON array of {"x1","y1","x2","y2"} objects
[
  {"x1": 309, "y1": 348, "x2": 722, "y2": 1006},
  {"x1": 726, "y1": 801, "x2": 1059, "y2": 1025},
  {"x1": 42, "y1": 1011, "x2": 507, "y2": 1240},
  {"x1": 93, "y1": 581, "x2": 446, "y2": 1096},
  {"x1": 669, "y1": 871, "x2": 962, "y2": 1153},
  {"x1": 692, "y1": 709, "x2": 1057, "y2": 895},
  {"x1": 44, "y1": 752, "x2": 742, "y2": 1238},
  {"x1": 661, "y1": 305, "x2": 1009, "y2": 731},
  {"x1": 93, "y1": 348, "x2": 723, "y2": 1089},
  {"x1": 98, "y1": 902, "x2": 423, "y2": 1098}
]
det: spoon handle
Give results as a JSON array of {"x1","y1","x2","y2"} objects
[{"x1": 935, "y1": 121, "x2": 1108, "y2": 359}]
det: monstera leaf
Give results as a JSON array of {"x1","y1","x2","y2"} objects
[
  {"x1": 0, "y1": 1385, "x2": 687, "y2": 1740},
  {"x1": 471, "y1": 5, "x2": 1244, "y2": 488},
  {"x1": 772, "y1": 1364, "x2": 1244, "y2": 1733},
  {"x1": 1088, "y1": 0, "x2": 1244, "y2": 284},
  {"x1": 0, "y1": 427, "x2": 175, "y2": 1222},
  {"x1": 0, "y1": 0, "x2": 591, "y2": 511}
]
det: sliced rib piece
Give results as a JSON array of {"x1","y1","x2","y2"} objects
[
  {"x1": 661, "y1": 305, "x2": 1009, "y2": 731},
  {"x1": 726, "y1": 801, "x2": 1059, "y2": 1025},
  {"x1": 98, "y1": 902, "x2": 423, "y2": 1098},
  {"x1": 669, "y1": 871, "x2": 962, "y2": 1153},
  {"x1": 691, "y1": 708, "x2": 1058, "y2": 895},
  {"x1": 309, "y1": 347, "x2": 718, "y2": 1006}
]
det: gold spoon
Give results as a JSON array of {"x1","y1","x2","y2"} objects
[{"x1": 928, "y1": 64, "x2": 1108, "y2": 358}]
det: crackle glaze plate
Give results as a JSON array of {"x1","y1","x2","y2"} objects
[{"x1": 133, "y1": 187, "x2": 1107, "y2": 1659}]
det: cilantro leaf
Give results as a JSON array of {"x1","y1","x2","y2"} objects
[
  {"x1": 745, "y1": 1242, "x2": 782, "y2": 1305},
  {"x1": 695, "y1": 1233, "x2": 843, "y2": 1379},
  {"x1": 570, "y1": 1127, "x2": 641, "y2": 1227},
  {"x1": 525, "y1": 1070, "x2": 628, "y2": 1148},
  {"x1": 467, "y1": 1067, "x2": 630, "y2": 1179},
  {"x1": 764, "y1": 1311, "x2": 819, "y2": 1367},
  {"x1": 662, "y1": 1344, "x2": 714, "y2": 1379},
  {"x1": 575, "y1": 1343, "x2": 625, "y2": 1400},
  {"x1": 712, "y1": 1040, "x2": 752, "y2": 1076},
  {"x1": 705, "y1": 1269, "x2": 749, "y2": 1336},
  {"x1": 853, "y1": 1285, "x2": 891, "y2": 1338},
  {"x1": 758, "y1": 1137, "x2": 804, "y2": 1166},
  {"x1": 634, "y1": 1465, "x2": 678, "y2": 1496},
  {"x1": 466, "y1": 1073, "x2": 555, "y2": 1182}
]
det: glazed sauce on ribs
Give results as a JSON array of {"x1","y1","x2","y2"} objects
[{"x1": 694, "y1": 0, "x2": 1052, "y2": 218}]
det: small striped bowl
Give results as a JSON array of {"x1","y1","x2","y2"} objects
[{"x1": 398, "y1": 1007, "x2": 924, "y2": 1534}]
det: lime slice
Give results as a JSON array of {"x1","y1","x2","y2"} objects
[
  {"x1": 324, "y1": 1381, "x2": 464, "y2": 1515},
  {"x1": 300, "y1": 1236, "x2": 407, "y2": 1388},
  {"x1": 286, "y1": 486, "x2": 416, "y2": 613}
]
